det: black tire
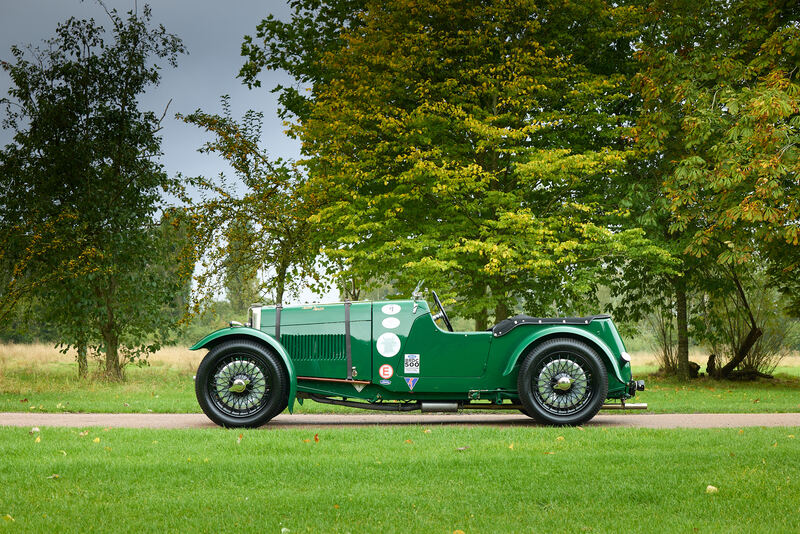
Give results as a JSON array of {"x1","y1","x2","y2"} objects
[
  {"x1": 195, "y1": 339, "x2": 289, "y2": 428},
  {"x1": 517, "y1": 338, "x2": 608, "y2": 426}
]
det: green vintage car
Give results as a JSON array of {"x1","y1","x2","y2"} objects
[{"x1": 192, "y1": 291, "x2": 645, "y2": 427}]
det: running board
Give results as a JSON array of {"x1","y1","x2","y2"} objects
[{"x1": 601, "y1": 402, "x2": 648, "y2": 410}]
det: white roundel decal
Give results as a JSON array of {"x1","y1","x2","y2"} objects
[
  {"x1": 381, "y1": 304, "x2": 401, "y2": 315},
  {"x1": 381, "y1": 317, "x2": 400, "y2": 329},
  {"x1": 376, "y1": 332, "x2": 401, "y2": 358},
  {"x1": 379, "y1": 364, "x2": 394, "y2": 379}
]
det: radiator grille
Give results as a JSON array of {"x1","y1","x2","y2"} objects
[{"x1": 281, "y1": 333, "x2": 346, "y2": 361}]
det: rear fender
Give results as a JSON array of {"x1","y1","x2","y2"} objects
[
  {"x1": 190, "y1": 327, "x2": 297, "y2": 413},
  {"x1": 501, "y1": 326, "x2": 624, "y2": 383}
]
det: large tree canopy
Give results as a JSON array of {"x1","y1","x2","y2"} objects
[{"x1": 259, "y1": 0, "x2": 668, "y2": 325}]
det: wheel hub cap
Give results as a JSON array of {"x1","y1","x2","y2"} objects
[
  {"x1": 555, "y1": 376, "x2": 573, "y2": 391},
  {"x1": 534, "y1": 358, "x2": 591, "y2": 415}
]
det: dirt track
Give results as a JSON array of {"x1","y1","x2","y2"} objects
[{"x1": 3, "y1": 412, "x2": 800, "y2": 429}]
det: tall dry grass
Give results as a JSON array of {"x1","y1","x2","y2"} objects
[{"x1": 0, "y1": 343, "x2": 202, "y2": 374}]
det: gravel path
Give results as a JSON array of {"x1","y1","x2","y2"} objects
[{"x1": 3, "y1": 412, "x2": 800, "y2": 429}]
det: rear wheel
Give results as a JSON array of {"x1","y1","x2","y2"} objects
[
  {"x1": 517, "y1": 338, "x2": 607, "y2": 426},
  {"x1": 195, "y1": 339, "x2": 288, "y2": 428}
]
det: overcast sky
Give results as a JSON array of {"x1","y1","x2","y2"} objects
[{"x1": 0, "y1": 0, "x2": 301, "y2": 181}]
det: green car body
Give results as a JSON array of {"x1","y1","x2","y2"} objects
[{"x1": 191, "y1": 296, "x2": 644, "y2": 427}]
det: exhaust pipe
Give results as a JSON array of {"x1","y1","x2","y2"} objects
[
  {"x1": 421, "y1": 402, "x2": 459, "y2": 413},
  {"x1": 601, "y1": 402, "x2": 648, "y2": 410}
]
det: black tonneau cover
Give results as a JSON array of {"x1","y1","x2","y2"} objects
[{"x1": 492, "y1": 314, "x2": 611, "y2": 337}]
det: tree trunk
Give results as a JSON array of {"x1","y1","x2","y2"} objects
[
  {"x1": 475, "y1": 308, "x2": 488, "y2": 331},
  {"x1": 717, "y1": 326, "x2": 763, "y2": 378},
  {"x1": 675, "y1": 279, "x2": 690, "y2": 381},
  {"x1": 77, "y1": 342, "x2": 88, "y2": 379},
  {"x1": 715, "y1": 265, "x2": 763, "y2": 379},
  {"x1": 494, "y1": 300, "x2": 510, "y2": 324},
  {"x1": 102, "y1": 327, "x2": 122, "y2": 380}
]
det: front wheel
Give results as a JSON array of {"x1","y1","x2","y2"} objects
[
  {"x1": 517, "y1": 338, "x2": 608, "y2": 426},
  {"x1": 195, "y1": 339, "x2": 288, "y2": 428}
]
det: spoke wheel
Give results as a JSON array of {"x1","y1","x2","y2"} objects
[
  {"x1": 517, "y1": 338, "x2": 607, "y2": 426},
  {"x1": 196, "y1": 340, "x2": 288, "y2": 428}
]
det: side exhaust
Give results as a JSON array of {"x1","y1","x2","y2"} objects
[{"x1": 601, "y1": 402, "x2": 648, "y2": 410}]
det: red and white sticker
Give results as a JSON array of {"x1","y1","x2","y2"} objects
[{"x1": 378, "y1": 364, "x2": 394, "y2": 379}]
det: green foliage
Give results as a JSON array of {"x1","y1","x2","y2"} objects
[
  {"x1": 178, "y1": 96, "x2": 321, "y2": 310},
  {"x1": 0, "y1": 5, "x2": 189, "y2": 379},
  {"x1": 635, "y1": 0, "x2": 800, "y2": 308},
  {"x1": 254, "y1": 0, "x2": 673, "y2": 323}
]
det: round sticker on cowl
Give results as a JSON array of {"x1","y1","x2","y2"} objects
[
  {"x1": 376, "y1": 332, "x2": 401, "y2": 358},
  {"x1": 381, "y1": 304, "x2": 401, "y2": 315}
]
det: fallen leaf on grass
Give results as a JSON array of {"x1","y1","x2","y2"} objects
[
  {"x1": 58, "y1": 450, "x2": 67, "y2": 456},
  {"x1": 456, "y1": 446, "x2": 469, "y2": 451},
  {"x1": 423, "y1": 429, "x2": 431, "y2": 434},
  {"x1": 19, "y1": 398, "x2": 27, "y2": 403},
  {"x1": 544, "y1": 451, "x2": 555, "y2": 455},
  {"x1": 738, "y1": 429, "x2": 744, "y2": 435},
  {"x1": 314, "y1": 433, "x2": 319, "y2": 443},
  {"x1": 772, "y1": 441, "x2": 778, "y2": 447},
  {"x1": 123, "y1": 403, "x2": 130, "y2": 407},
  {"x1": 404, "y1": 439, "x2": 413, "y2": 444},
  {"x1": 334, "y1": 504, "x2": 340, "y2": 509},
  {"x1": 104, "y1": 446, "x2": 112, "y2": 452},
  {"x1": 752, "y1": 399, "x2": 760, "y2": 404},
  {"x1": 29, "y1": 427, "x2": 40, "y2": 434},
  {"x1": 237, "y1": 434, "x2": 243, "y2": 444},
  {"x1": 93, "y1": 437, "x2": 100, "y2": 443},
  {"x1": 3, "y1": 514, "x2": 14, "y2": 522},
  {"x1": 788, "y1": 435, "x2": 795, "y2": 439},
  {"x1": 556, "y1": 436, "x2": 564, "y2": 441},
  {"x1": 79, "y1": 430, "x2": 89, "y2": 437},
  {"x1": 706, "y1": 485, "x2": 718, "y2": 494},
  {"x1": 576, "y1": 426, "x2": 584, "y2": 431},
  {"x1": 302, "y1": 439, "x2": 310, "y2": 443},
  {"x1": 46, "y1": 474, "x2": 59, "y2": 479},
  {"x1": 35, "y1": 436, "x2": 41, "y2": 443},
  {"x1": 454, "y1": 530, "x2": 466, "y2": 534},
  {"x1": 508, "y1": 443, "x2": 514, "y2": 450}
]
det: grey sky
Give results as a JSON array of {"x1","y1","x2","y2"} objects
[{"x1": 0, "y1": 0, "x2": 301, "y2": 181}]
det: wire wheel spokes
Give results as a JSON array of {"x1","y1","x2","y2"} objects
[
  {"x1": 209, "y1": 354, "x2": 271, "y2": 417},
  {"x1": 532, "y1": 353, "x2": 593, "y2": 416}
]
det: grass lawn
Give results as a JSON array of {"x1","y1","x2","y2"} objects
[
  {"x1": 2, "y1": 344, "x2": 800, "y2": 415},
  {"x1": 1, "y1": 425, "x2": 799, "y2": 533}
]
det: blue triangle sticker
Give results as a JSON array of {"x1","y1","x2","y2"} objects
[{"x1": 404, "y1": 377, "x2": 418, "y2": 391}]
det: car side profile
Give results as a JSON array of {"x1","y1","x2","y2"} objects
[{"x1": 191, "y1": 291, "x2": 645, "y2": 427}]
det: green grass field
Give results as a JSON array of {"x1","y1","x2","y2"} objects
[
  {"x1": 2, "y1": 344, "x2": 799, "y2": 415},
  {"x1": 1, "y1": 425, "x2": 798, "y2": 533}
]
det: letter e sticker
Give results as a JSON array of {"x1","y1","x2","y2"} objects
[
  {"x1": 379, "y1": 364, "x2": 394, "y2": 379},
  {"x1": 404, "y1": 377, "x2": 418, "y2": 391},
  {"x1": 404, "y1": 353, "x2": 420, "y2": 374}
]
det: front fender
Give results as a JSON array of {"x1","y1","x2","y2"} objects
[
  {"x1": 501, "y1": 325, "x2": 624, "y2": 383},
  {"x1": 190, "y1": 327, "x2": 297, "y2": 413}
]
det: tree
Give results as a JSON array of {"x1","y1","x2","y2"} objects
[
  {"x1": 179, "y1": 96, "x2": 320, "y2": 311},
  {"x1": 258, "y1": 0, "x2": 670, "y2": 324},
  {"x1": 633, "y1": 0, "x2": 800, "y2": 378},
  {"x1": 0, "y1": 5, "x2": 188, "y2": 380},
  {"x1": 240, "y1": 0, "x2": 367, "y2": 122}
]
